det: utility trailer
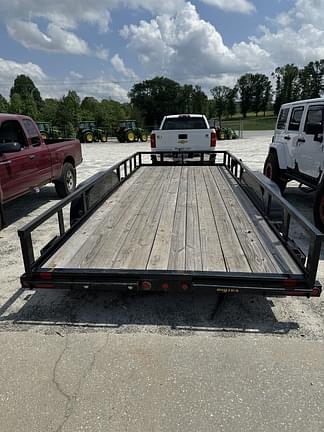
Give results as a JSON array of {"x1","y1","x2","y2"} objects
[{"x1": 19, "y1": 151, "x2": 323, "y2": 297}]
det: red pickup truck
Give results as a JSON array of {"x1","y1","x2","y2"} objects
[{"x1": 0, "y1": 114, "x2": 82, "y2": 228}]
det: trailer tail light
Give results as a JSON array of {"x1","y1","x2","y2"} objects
[
  {"x1": 210, "y1": 131, "x2": 217, "y2": 147},
  {"x1": 150, "y1": 133, "x2": 156, "y2": 148},
  {"x1": 142, "y1": 281, "x2": 152, "y2": 290}
]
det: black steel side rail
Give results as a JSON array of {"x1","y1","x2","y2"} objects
[{"x1": 18, "y1": 150, "x2": 323, "y2": 297}]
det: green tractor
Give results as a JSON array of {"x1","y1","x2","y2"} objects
[
  {"x1": 115, "y1": 120, "x2": 148, "y2": 143},
  {"x1": 76, "y1": 121, "x2": 108, "y2": 143},
  {"x1": 36, "y1": 122, "x2": 62, "y2": 140}
]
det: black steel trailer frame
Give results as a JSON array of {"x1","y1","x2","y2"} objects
[{"x1": 18, "y1": 151, "x2": 323, "y2": 297}]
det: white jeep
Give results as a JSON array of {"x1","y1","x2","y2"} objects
[{"x1": 264, "y1": 98, "x2": 324, "y2": 230}]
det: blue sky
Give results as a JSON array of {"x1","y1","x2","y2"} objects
[{"x1": 0, "y1": 0, "x2": 322, "y2": 101}]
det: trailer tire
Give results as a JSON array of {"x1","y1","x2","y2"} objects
[
  {"x1": 314, "y1": 185, "x2": 324, "y2": 232},
  {"x1": 263, "y1": 153, "x2": 287, "y2": 193},
  {"x1": 55, "y1": 163, "x2": 76, "y2": 198}
]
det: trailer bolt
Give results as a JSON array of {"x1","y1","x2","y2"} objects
[
  {"x1": 83, "y1": 285, "x2": 89, "y2": 289},
  {"x1": 128, "y1": 285, "x2": 133, "y2": 290}
]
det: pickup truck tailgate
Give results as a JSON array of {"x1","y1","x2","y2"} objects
[{"x1": 155, "y1": 130, "x2": 211, "y2": 152}]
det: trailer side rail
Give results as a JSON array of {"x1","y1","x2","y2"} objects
[{"x1": 18, "y1": 151, "x2": 323, "y2": 297}]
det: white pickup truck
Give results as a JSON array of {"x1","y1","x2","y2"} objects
[{"x1": 150, "y1": 114, "x2": 217, "y2": 162}]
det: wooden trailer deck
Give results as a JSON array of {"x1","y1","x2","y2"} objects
[{"x1": 44, "y1": 165, "x2": 302, "y2": 274}]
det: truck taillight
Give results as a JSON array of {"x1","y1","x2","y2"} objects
[
  {"x1": 150, "y1": 133, "x2": 156, "y2": 148},
  {"x1": 210, "y1": 131, "x2": 217, "y2": 147}
]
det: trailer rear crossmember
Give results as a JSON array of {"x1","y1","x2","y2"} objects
[{"x1": 19, "y1": 151, "x2": 323, "y2": 297}]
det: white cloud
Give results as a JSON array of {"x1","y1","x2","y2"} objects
[
  {"x1": 200, "y1": 0, "x2": 255, "y2": 14},
  {"x1": 251, "y1": 0, "x2": 324, "y2": 67},
  {"x1": 0, "y1": 57, "x2": 47, "y2": 98},
  {"x1": 121, "y1": 2, "x2": 273, "y2": 86},
  {"x1": 7, "y1": 20, "x2": 90, "y2": 55},
  {"x1": 111, "y1": 54, "x2": 138, "y2": 79}
]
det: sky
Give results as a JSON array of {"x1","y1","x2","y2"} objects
[{"x1": 0, "y1": 0, "x2": 323, "y2": 102}]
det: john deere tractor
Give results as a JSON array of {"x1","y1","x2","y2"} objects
[
  {"x1": 76, "y1": 121, "x2": 108, "y2": 143},
  {"x1": 115, "y1": 120, "x2": 148, "y2": 143},
  {"x1": 36, "y1": 122, "x2": 62, "y2": 139}
]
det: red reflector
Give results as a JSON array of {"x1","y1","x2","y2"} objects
[
  {"x1": 311, "y1": 287, "x2": 321, "y2": 297},
  {"x1": 40, "y1": 272, "x2": 53, "y2": 280},
  {"x1": 142, "y1": 281, "x2": 152, "y2": 290},
  {"x1": 210, "y1": 131, "x2": 217, "y2": 147},
  {"x1": 181, "y1": 282, "x2": 189, "y2": 291},
  {"x1": 150, "y1": 133, "x2": 156, "y2": 148},
  {"x1": 162, "y1": 282, "x2": 169, "y2": 290}
]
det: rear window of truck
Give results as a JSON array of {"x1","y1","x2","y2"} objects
[{"x1": 162, "y1": 117, "x2": 207, "y2": 130}]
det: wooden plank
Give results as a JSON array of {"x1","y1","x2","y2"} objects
[
  {"x1": 168, "y1": 167, "x2": 188, "y2": 270},
  {"x1": 185, "y1": 167, "x2": 203, "y2": 271},
  {"x1": 45, "y1": 168, "x2": 147, "y2": 268},
  {"x1": 81, "y1": 166, "x2": 166, "y2": 269},
  {"x1": 147, "y1": 167, "x2": 181, "y2": 270},
  {"x1": 56, "y1": 167, "x2": 163, "y2": 268},
  {"x1": 194, "y1": 167, "x2": 226, "y2": 272},
  {"x1": 219, "y1": 167, "x2": 302, "y2": 274},
  {"x1": 203, "y1": 167, "x2": 251, "y2": 272},
  {"x1": 210, "y1": 166, "x2": 280, "y2": 273},
  {"x1": 111, "y1": 166, "x2": 174, "y2": 269}
]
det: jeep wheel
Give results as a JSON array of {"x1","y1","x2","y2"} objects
[
  {"x1": 263, "y1": 153, "x2": 287, "y2": 193},
  {"x1": 55, "y1": 163, "x2": 76, "y2": 198}
]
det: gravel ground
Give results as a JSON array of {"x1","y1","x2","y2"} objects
[{"x1": 0, "y1": 132, "x2": 323, "y2": 431}]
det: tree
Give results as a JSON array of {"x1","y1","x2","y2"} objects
[
  {"x1": 298, "y1": 60, "x2": 324, "y2": 99},
  {"x1": 210, "y1": 86, "x2": 232, "y2": 125},
  {"x1": 56, "y1": 90, "x2": 81, "y2": 133},
  {"x1": 9, "y1": 93, "x2": 24, "y2": 114},
  {"x1": 129, "y1": 76, "x2": 181, "y2": 126},
  {"x1": 191, "y1": 85, "x2": 208, "y2": 114},
  {"x1": 0, "y1": 94, "x2": 9, "y2": 112},
  {"x1": 226, "y1": 88, "x2": 237, "y2": 118},
  {"x1": 251, "y1": 74, "x2": 272, "y2": 116},
  {"x1": 272, "y1": 64, "x2": 299, "y2": 114},
  {"x1": 41, "y1": 98, "x2": 60, "y2": 124},
  {"x1": 10, "y1": 74, "x2": 42, "y2": 112},
  {"x1": 237, "y1": 74, "x2": 254, "y2": 118}
]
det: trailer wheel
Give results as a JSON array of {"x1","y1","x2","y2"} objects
[
  {"x1": 314, "y1": 186, "x2": 324, "y2": 232},
  {"x1": 263, "y1": 153, "x2": 287, "y2": 193},
  {"x1": 55, "y1": 163, "x2": 76, "y2": 198}
]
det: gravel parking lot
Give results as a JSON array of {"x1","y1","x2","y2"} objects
[{"x1": 0, "y1": 132, "x2": 323, "y2": 431}]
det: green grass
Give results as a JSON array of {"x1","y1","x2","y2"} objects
[{"x1": 222, "y1": 112, "x2": 276, "y2": 131}]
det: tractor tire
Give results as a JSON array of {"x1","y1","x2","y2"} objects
[
  {"x1": 54, "y1": 163, "x2": 76, "y2": 198},
  {"x1": 314, "y1": 185, "x2": 324, "y2": 232},
  {"x1": 140, "y1": 133, "x2": 148, "y2": 142},
  {"x1": 263, "y1": 153, "x2": 287, "y2": 193},
  {"x1": 126, "y1": 131, "x2": 135, "y2": 142},
  {"x1": 84, "y1": 132, "x2": 94, "y2": 143}
]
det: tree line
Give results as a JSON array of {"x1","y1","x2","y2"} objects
[{"x1": 0, "y1": 59, "x2": 323, "y2": 131}]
